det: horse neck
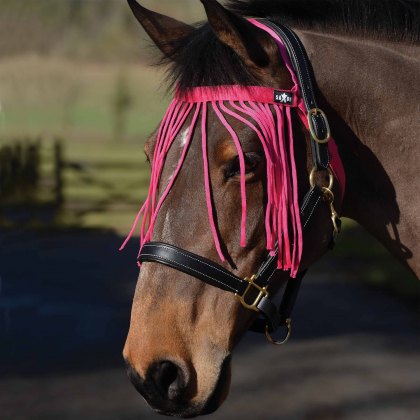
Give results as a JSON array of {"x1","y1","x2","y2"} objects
[{"x1": 296, "y1": 29, "x2": 420, "y2": 274}]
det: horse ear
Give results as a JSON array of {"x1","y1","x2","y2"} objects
[
  {"x1": 200, "y1": 0, "x2": 277, "y2": 68},
  {"x1": 127, "y1": 0, "x2": 194, "y2": 57}
]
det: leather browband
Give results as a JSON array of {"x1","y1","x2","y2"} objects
[{"x1": 138, "y1": 21, "x2": 341, "y2": 342}]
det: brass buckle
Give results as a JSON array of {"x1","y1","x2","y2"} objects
[
  {"x1": 235, "y1": 275, "x2": 269, "y2": 312},
  {"x1": 307, "y1": 108, "x2": 331, "y2": 144},
  {"x1": 265, "y1": 319, "x2": 292, "y2": 345}
]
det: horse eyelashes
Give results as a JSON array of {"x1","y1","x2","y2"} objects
[{"x1": 225, "y1": 153, "x2": 262, "y2": 178}]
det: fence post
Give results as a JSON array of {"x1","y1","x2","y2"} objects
[
  {"x1": 26, "y1": 141, "x2": 40, "y2": 190},
  {"x1": 0, "y1": 146, "x2": 4, "y2": 198},
  {"x1": 54, "y1": 140, "x2": 64, "y2": 208}
]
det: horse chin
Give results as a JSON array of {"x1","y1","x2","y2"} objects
[{"x1": 200, "y1": 355, "x2": 232, "y2": 415}]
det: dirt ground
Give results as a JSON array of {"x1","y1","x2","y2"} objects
[{"x1": 0, "y1": 229, "x2": 419, "y2": 420}]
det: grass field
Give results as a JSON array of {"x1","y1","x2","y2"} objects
[
  {"x1": 0, "y1": 55, "x2": 170, "y2": 142},
  {"x1": 0, "y1": 55, "x2": 169, "y2": 232}
]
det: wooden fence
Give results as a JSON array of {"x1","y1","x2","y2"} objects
[
  {"x1": 0, "y1": 140, "x2": 64, "y2": 215},
  {"x1": 0, "y1": 139, "x2": 149, "y2": 229}
]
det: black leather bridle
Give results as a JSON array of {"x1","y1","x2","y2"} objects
[{"x1": 138, "y1": 21, "x2": 342, "y2": 344}]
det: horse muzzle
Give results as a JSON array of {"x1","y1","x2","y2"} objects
[{"x1": 125, "y1": 355, "x2": 232, "y2": 418}]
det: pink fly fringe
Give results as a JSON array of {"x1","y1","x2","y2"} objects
[{"x1": 121, "y1": 94, "x2": 303, "y2": 277}]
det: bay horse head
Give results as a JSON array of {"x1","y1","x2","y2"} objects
[{"x1": 122, "y1": 0, "x2": 345, "y2": 416}]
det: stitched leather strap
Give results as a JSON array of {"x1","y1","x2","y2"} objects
[
  {"x1": 254, "y1": 185, "x2": 323, "y2": 283},
  {"x1": 140, "y1": 242, "x2": 246, "y2": 294},
  {"x1": 139, "y1": 242, "x2": 304, "y2": 333},
  {"x1": 250, "y1": 271, "x2": 305, "y2": 333},
  {"x1": 257, "y1": 19, "x2": 330, "y2": 169},
  {"x1": 138, "y1": 187, "x2": 323, "y2": 334}
]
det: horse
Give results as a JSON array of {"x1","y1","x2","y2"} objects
[{"x1": 122, "y1": 0, "x2": 420, "y2": 417}]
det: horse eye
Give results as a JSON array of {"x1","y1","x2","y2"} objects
[{"x1": 225, "y1": 153, "x2": 262, "y2": 179}]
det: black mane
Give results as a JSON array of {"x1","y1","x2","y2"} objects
[
  {"x1": 165, "y1": 0, "x2": 420, "y2": 91},
  {"x1": 228, "y1": 0, "x2": 420, "y2": 42}
]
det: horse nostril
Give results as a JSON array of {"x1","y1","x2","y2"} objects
[{"x1": 148, "y1": 360, "x2": 186, "y2": 401}]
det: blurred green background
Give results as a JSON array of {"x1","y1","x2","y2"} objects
[{"x1": 0, "y1": 0, "x2": 205, "y2": 233}]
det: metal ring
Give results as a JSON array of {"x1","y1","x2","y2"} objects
[
  {"x1": 322, "y1": 187, "x2": 335, "y2": 203},
  {"x1": 307, "y1": 108, "x2": 331, "y2": 144},
  {"x1": 309, "y1": 167, "x2": 334, "y2": 191},
  {"x1": 265, "y1": 319, "x2": 292, "y2": 346}
]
